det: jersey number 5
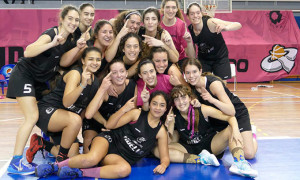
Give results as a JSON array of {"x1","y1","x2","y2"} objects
[{"x1": 23, "y1": 84, "x2": 32, "y2": 93}]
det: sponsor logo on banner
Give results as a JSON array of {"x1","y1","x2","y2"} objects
[{"x1": 261, "y1": 44, "x2": 297, "y2": 73}]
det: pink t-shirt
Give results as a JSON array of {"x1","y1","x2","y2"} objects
[
  {"x1": 161, "y1": 17, "x2": 188, "y2": 60},
  {"x1": 136, "y1": 74, "x2": 173, "y2": 106}
]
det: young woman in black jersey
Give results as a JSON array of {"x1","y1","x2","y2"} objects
[
  {"x1": 139, "y1": 7, "x2": 179, "y2": 63},
  {"x1": 106, "y1": 10, "x2": 142, "y2": 61},
  {"x1": 82, "y1": 59, "x2": 137, "y2": 153},
  {"x1": 6, "y1": 5, "x2": 82, "y2": 175},
  {"x1": 161, "y1": 85, "x2": 257, "y2": 178},
  {"x1": 36, "y1": 91, "x2": 170, "y2": 179},
  {"x1": 26, "y1": 47, "x2": 102, "y2": 164},
  {"x1": 92, "y1": 20, "x2": 114, "y2": 74},
  {"x1": 186, "y1": 2, "x2": 241, "y2": 80},
  {"x1": 182, "y1": 58, "x2": 257, "y2": 159},
  {"x1": 150, "y1": 47, "x2": 188, "y2": 86}
]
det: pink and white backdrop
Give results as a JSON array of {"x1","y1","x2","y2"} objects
[{"x1": 0, "y1": 10, "x2": 299, "y2": 82}]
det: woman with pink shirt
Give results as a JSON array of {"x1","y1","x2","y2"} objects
[{"x1": 160, "y1": 0, "x2": 195, "y2": 67}]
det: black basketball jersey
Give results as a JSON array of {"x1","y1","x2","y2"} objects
[
  {"x1": 99, "y1": 79, "x2": 136, "y2": 120},
  {"x1": 173, "y1": 107, "x2": 214, "y2": 146},
  {"x1": 192, "y1": 75, "x2": 248, "y2": 119},
  {"x1": 39, "y1": 66, "x2": 100, "y2": 115},
  {"x1": 188, "y1": 17, "x2": 228, "y2": 61},
  {"x1": 73, "y1": 27, "x2": 93, "y2": 47},
  {"x1": 110, "y1": 110, "x2": 162, "y2": 164},
  {"x1": 17, "y1": 26, "x2": 75, "y2": 82}
]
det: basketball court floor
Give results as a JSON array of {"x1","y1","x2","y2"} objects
[{"x1": 1, "y1": 82, "x2": 300, "y2": 180}]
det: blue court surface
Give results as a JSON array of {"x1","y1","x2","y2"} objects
[{"x1": 1, "y1": 138, "x2": 299, "y2": 180}]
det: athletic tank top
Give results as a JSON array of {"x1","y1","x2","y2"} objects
[
  {"x1": 112, "y1": 110, "x2": 162, "y2": 164},
  {"x1": 173, "y1": 107, "x2": 214, "y2": 145},
  {"x1": 17, "y1": 26, "x2": 75, "y2": 82},
  {"x1": 39, "y1": 66, "x2": 100, "y2": 115},
  {"x1": 99, "y1": 79, "x2": 136, "y2": 120},
  {"x1": 188, "y1": 17, "x2": 228, "y2": 61},
  {"x1": 192, "y1": 75, "x2": 248, "y2": 119}
]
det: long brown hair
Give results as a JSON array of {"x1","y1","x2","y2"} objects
[
  {"x1": 171, "y1": 85, "x2": 199, "y2": 132},
  {"x1": 161, "y1": 0, "x2": 185, "y2": 21}
]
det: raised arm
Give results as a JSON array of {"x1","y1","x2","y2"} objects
[
  {"x1": 24, "y1": 32, "x2": 60, "y2": 58},
  {"x1": 201, "y1": 81, "x2": 235, "y2": 116},
  {"x1": 62, "y1": 67, "x2": 90, "y2": 108},
  {"x1": 208, "y1": 18, "x2": 242, "y2": 34},
  {"x1": 85, "y1": 72, "x2": 112, "y2": 119},
  {"x1": 105, "y1": 20, "x2": 129, "y2": 62},
  {"x1": 153, "y1": 126, "x2": 170, "y2": 174},
  {"x1": 161, "y1": 31, "x2": 179, "y2": 63}
]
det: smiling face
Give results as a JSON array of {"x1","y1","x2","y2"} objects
[
  {"x1": 173, "y1": 93, "x2": 191, "y2": 113},
  {"x1": 126, "y1": 14, "x2": 142, "y2": 33},
  {"x1": 123, "y1": 37, "x2": 140, "y2": 63},
  {"x1": 80, "y1": 6, "x2": 95, "y2": 27},
  {"x1": 162, "y1": 0, "x2": 178, "y2": 20},
  {"x1": 96, "y1": 23, "x2": 114, "y2": 47},
  {"x1": 152, "y1": 52, "x2": 168, "y2": 74},
  {"x1": 61, "y1": 10, "x2": 80, "y2": 34},
  {"x1": 184, "y1": 64, "x2": 202, "y2": 86},
  {"x1": 110, "y1": 62, "x2": 128, "y2": 86},
  {"x1": 143, "y1": 12, "x2": 159, "y2": 32},
  {"x1": 149, "y1": 95, "x2": 167, "y2": 119},
  {"x1": 187, "y1": 4, "x2": 202, "y2": 25},
  {"x1": 138, "y1": 63, "x2": 157, "y2": 88},
  {"x1": 82, "y1": 50, "x2": 102, "y2": 73}
]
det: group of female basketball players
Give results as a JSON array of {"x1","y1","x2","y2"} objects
[{"x1": 6, "y1": 0, "x2": 258, "y2": 178}]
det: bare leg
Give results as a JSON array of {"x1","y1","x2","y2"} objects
[
  {"x1": 153, "y1": 142, "x2": 198, "y2": 163},
  {"x1": 99, "y1": 154, "x2": 131, "y2": 179},
  {"x1": 14, "y1": 97, "x2": 38, "y2": 156},
  {"x1": 48, "y1": 110, "x2": 82, "y2": 149},
  {"x1": 82, "y1": 130, "x2": 98, "y2": 154},
  {"x1": 241, "y1": 130, "x2": 257, "y2": 159},
  {"x1": 68, "y1": 137, "x2": 109, "y2": 168}
]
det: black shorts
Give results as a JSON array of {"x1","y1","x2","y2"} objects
[
  {"x1": 82, "y1": 118, "x2": 105, "y2": 135},
  {"x1": 209, "y1": 112, "x2": 252, "y2": 133},
  {"x1": 200, "y1": 57, "x2": 231, "y2": 80},
  {"x1": 96, "y1": 131, "x2": 137, "y2": 165},
  {"x1": 36, "y1": 103, "x2": 79, "y2": 145},
  {"x1": 180, "y1": 132, "x2": 216, "y2": 155},
  {"x1": 180, "y1": 132, "x2": 224, "y2": 159},
  {"x1": 7, "y1": 64, "x2": 48, "y2": 100}
]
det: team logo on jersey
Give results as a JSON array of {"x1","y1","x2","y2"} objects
[
  {"x1": 46, "y1": 107, "x2": 54, "y2": 114},
  {"x1": 137, "y1": 137, "x2": 146, "y2": 144},
  {"x1": 261, "y1": 44, "x2": 297, "y2": 73},
  {"x1": 104, "y1": 135, "x2": 112, "y2": 143}
]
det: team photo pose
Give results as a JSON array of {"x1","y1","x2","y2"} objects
[
  {"x1": 106, "y1": 10, "x2": 142, "y2": 61},
  {"x1": 160, "y1": 0, "x2": 195, "y2": 66},
  {"x1": 135, "y1": 59, "x2": 173, "y2": 107},
  {"x1": 186, "y1": 2, "x2": 242, "y2": 80},
  {"x1": 26, "y1": 47, "x2": 102, "y2": 164},
  {"x1": 182, "y1": 58, "x2": 257, "y2": 159},
  {"x1": 150, "y1": 47, "x2": 188, "y2": 86},
  {"x1": 35, "y1": 91, "x2": 170, "y2": 179},
  {"x1": 6, "y1": 5, "x2": 81, "y2": 175},
  {"x1": 156, "y1": 85, "x2": 258, "y2": 178},
  {"x1": 139, "y1": 7, "x2": 179, "y2": 63},
  {"x1": 82, "y1": 59, "x2": 136, "y2": 153}
]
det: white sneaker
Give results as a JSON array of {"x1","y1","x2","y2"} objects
[
  {"x1": 197, "y1": 150, "x2": 220, "y2": 166},
  {"x1": 229, "y1": 159, "x2": 258, "y2": 178}
]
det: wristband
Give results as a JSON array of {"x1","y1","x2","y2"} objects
[{"x1": 79, "y1": 83, "x2": 86, "y2": 89}]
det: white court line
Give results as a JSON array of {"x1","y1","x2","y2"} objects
[
  {"x1": 0, "y1": 117, "x2": 24, "y2": 122},
  {"x1": 0, "y1": 158, "x2": 11, "y2": 178},
  {"x1": 262, "y1": 89, "x2": 300, "y2": 98},
  {"x1": 258, "y1": 137, "x2": 300, "y2": 140}
]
